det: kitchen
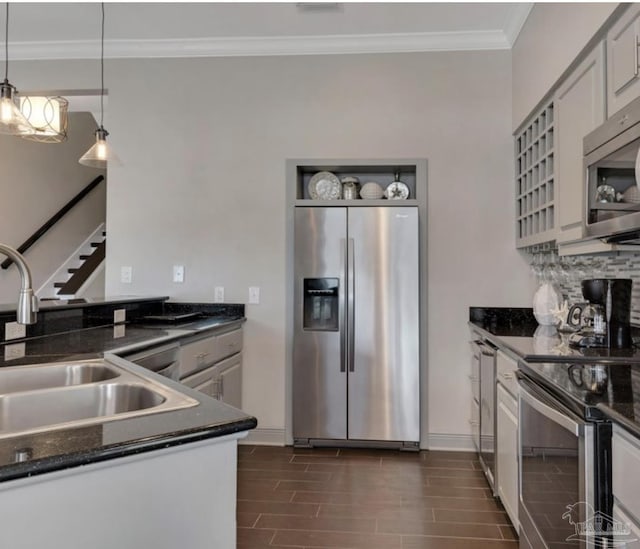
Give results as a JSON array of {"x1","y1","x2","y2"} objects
[{"x1": 0, "y1": 2, "x2": 638, "y2": 548}]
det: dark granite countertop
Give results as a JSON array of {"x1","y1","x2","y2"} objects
[
  {"x1": 0, "y1": 299, "x2": 255, "y2": 482},
  {"x1": 470, "y1": 306, "x2": 640, "y2": 439},
  {"x1": 469, "y1": 306, "x2": 640, "y2": 365}
]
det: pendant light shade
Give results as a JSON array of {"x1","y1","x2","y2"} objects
[
  {"x1": 0, "y1": 5, "x2": 34, "y2": 136},
  {"x1": 79, "y1": 126, "x2": 120, "y2": 168},
  {"x1": 79, "y1": 3, "x2": 118, "y2": 168},
  {"x1": 19, "y1": 95, "x2": 68, "y2": 142},
  {"x1": 0, "y1": 79, "x2": 34, "y2": 135}
]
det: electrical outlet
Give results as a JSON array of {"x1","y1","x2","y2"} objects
[
  {"x1": 249, "y1": 286, "x2": 260, "y2": 304},
  {"x1": 121, "y1": 266, "x2": 132, "y2": 284},
  {"x1": 214, "y1": 286, "x2": 225, "y2": 303},
  {"x1": 113, "y1": 309, "x2": 126, "y2": 324},
  {"x1": 4, "y1": 342, "x2": 25, "y2": 361},
  {"x1": 173, "y1": 265, "x2": 185, "y2": 283},
  {"x1": 5, "y1": 321, "x2": 26, "y2": 341}
]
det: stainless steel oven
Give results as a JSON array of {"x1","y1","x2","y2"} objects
[
  {"x1": 518, "y1": 369, "x2": 612, "y2": 549},
  {"x1": 584, "y1": 94, "x2": 640, "y2": 242}
]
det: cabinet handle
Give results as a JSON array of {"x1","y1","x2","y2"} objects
[
  {"x1": 468, "y1": 419, "x2": 480, "y2": 426},
  {"x1": 501, "y1": 372, "x2": 514, "y2": 380},
  {"x1": 620, "y1": 114, "x2": 630, "y2": 125},
  {"x1": 196, "y1": 352, "x2": 210, "y2": 360},
  {"x1": 467, "y1": 374, "x2": 479, "y2": 381}
]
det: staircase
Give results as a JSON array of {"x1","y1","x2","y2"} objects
[{"x1": 37, "y1": 224, "x2": 106, "y2": 300}]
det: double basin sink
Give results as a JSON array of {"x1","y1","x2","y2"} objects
[{"x1": 0, "y1": 359, "x2": 198, "y2": 439}]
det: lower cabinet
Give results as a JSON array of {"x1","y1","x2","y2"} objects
[
  {"x1": 179, "y1": 327, "x2": 243, "y2": 409},
  {"x1": 612, "y1": 425, "x2": 640, "y2": 548},
  {"x1": 496, "y1": 350, "x2": 519, "y2": 531},
  {"x1": 496, "y1": 383, "x2": 519, "y2": 530}
]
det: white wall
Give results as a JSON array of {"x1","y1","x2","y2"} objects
[
  {"x1": 512, "y1": 2, "x2": 618, "y2": 130},
  {"x1": 0, "y1": 111, "x2": 106, "y2": 304},
  {"x1": 11, "y1": 51, "x2": 535, "y2": 443}
]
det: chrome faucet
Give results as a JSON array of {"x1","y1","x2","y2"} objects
[{"x1": 0, "y1": 243, "x2": 38, "y2": 324}]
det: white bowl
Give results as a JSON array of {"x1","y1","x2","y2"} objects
[{"x1": 359, "y1": 182, "x2": 384, "y2": 200}]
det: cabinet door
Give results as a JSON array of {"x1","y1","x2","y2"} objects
[
  {"x1": 556, "y1": 41, "x2": 605, "y2": 243},
  {"x1": 496, "y1": 383, "x2": 519, "y2": 530},
  {"x1": 219, "y1": 358, "x2": 242, "y2": 409},
  {"x1": 608, "y1": 4, "x2": 640, "y2": 117},
  {"x1": 612, "y1": 503, "x2": 640, "y2": 548}
]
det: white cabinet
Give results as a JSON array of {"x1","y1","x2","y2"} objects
[
  {"x1": 180, "y1": 327, "x2": 243, "y2": 408},
  {"x1": 495, "y1": 350, "x2": 519, "y2": 530},
  {"x1": 608, "y1": 4, "x2": 640, "y2": 117},
  {"x1": 555, "y1": 41, "x2": 606, "y2": 243},
  {"x1": 612, "y1": 425, "x2": 640, "y2": 547},
  {"x1": 515, "y1": 102, "x2": 556, "y2": 248}
]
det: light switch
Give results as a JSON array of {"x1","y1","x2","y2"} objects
[
  {"x1": 214, "y1": 287, "x2": 225, "y2": 303},
  {"x1": 121, "y1": 266, "x2": 132, "y2": 284},
  {"x1": 173, "y1": 265, "x2": 185, "y2": 283},
  {"x1": 249, "y1": 286, "x2": 260, "y2": 304}
]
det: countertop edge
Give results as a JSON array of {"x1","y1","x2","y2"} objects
[{"x1": 0, "y1": 417, "x2": 258, "y2": 483}]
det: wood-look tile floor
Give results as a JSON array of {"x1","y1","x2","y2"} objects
[{"x1": 237, "y1": 445, "x2": 518, "y2": 549}]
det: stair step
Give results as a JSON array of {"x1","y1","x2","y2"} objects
[
  {"x1": 79, "y1": 255, "x2": 90, "y2": 260},
  {"x1": 68, "y1": 268, "x2": 78, "y2": 274},
  {"x1": 53, "y1": 283, "x2": 65, "y2": 288},
  {"x1": 90, "y1": 242, "x2": 100, "y2": 248}
]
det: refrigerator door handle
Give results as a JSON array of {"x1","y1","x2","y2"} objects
[
  {"x1": 347, "y1": 238, "x2": 355, "y2": 372},
  {"x1": 340, "y1": 238, "x2": 347, "y2": 373}
]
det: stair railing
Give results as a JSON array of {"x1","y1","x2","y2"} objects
[{"x1": 1, "y1": 175, "x2": 105, "y2": 270}]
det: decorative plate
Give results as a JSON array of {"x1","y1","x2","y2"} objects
[
  {"x1": 308, "y1": 171, "x2": 341, "y2": 200},
  {"x1": 384, "y1": 181, "x2": 410, "y2": 200}
]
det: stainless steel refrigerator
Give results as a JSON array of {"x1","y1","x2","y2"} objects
[{"x1": 293, "y1": 206, "x2": 420, "y2": 447}]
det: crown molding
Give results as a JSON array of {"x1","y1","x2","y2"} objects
[
  {"x1": 503, "y1": 3, "x2": 534, "y2": 47},
  {"x1": 11, "y1": 29, "x2": 512, "y2": 61}
]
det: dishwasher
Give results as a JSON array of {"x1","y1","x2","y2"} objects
[
  {"x1": 473, "y1": 338, "x2": 498, "y2": 495},
  {"x1": 124, "y1": 343, "x2": 181, "y2": 381}
]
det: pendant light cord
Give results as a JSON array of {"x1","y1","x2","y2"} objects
[
  {"x1": 99, "y1": 2, "x2": 104, "y2": 128},
  {"x1": 4, "y1": 3, "x2": 9, "y2": 82}
]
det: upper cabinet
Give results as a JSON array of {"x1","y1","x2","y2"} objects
[
  {"x1": 607, "y1": 4, "x2": 640, "y2": 117},
  {"x1": 555, "y1": 41, "x2": 606, "y2": 244},
  {"x1": 515, "y1": 102, "x2": 556, "y2": 248}
]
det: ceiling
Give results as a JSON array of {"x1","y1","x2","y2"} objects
[{"x1": 7, "y1": 2, "x2": 533, "y2": 60}]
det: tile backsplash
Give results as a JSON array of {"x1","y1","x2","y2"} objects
[{"x1": 544, "y1": 251, "x2": 640, "y2": 326}]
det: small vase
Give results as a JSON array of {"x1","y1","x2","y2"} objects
[{"x1": 533, "y1": 282, "x2": 562, "y2": 326}]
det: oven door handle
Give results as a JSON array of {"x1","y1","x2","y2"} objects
[{"x1": 519, "y1": 382, "x2": 580, "y2": 436}]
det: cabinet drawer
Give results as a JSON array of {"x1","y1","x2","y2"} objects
[
  {"x1": 213, "y1": 329, "x2": 243, "y2": 363},
  {"x1": 613, "y1": 426, "x2": 640, "y2": 523},
  {"x1": 180, "y1": 335, "x2": 217, "y2": 377},
  {"x1": 497, "y1": 350, "x2": 518, "y2": 397},
  {"x1": 181, "y1": 365, "x2": 218, "y2": 396}
]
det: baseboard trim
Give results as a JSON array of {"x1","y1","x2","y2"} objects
[
  {"x1": 240, "y1": 430, "x2": 475, "y2": 451},
  {"x1": 240, "y1": 428, "x2": 286, "y2": 446},
  {"x1": 427, "y1": 433, "x2": 475, "y2": 452}
]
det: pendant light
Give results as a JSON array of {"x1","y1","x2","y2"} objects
[
  {"x1": 20, "y1": 95, "x2": 69, "y2": 142},
  {"x1": 79, "y1": 3, "x2": 119, "y2": 168},
  {"x1": 0, "y1": 3, "x2": 34, "y2": 136}
]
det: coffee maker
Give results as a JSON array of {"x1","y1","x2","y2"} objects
[{"x1": 568, "y1": 278, "x2": 632, "y2": 348}]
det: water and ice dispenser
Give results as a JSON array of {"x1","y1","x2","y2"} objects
[{"x1": 302, "y1": 278, "x2": 339, "y2": 331}]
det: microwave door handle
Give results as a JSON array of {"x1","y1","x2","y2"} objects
[{"x1": 519, "y1": 383, "x2": 580, "y2": 436}]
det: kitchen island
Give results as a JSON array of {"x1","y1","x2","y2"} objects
[{"x1": 0, "y1": 296, "x2": 256, "y2": 549}]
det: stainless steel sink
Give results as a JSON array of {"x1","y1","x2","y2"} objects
[
  {"x1": 0, "y1": 362, "x2": 119, "y2": 394},
  {"x1": 0, "y1": 358, "x2": 198, "y2": 439},
  {"x1": 0, "y1": 384, "x2": 165, "y2": 434}
]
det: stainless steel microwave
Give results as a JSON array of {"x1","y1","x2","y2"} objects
[{"x1": 584, "y1": 95, "x2": 640, "y2": 243}]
